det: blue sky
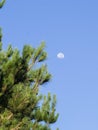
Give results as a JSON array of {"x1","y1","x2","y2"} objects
[{"x1": 0, "y1": 0, "x2": 98, "y2": 130}]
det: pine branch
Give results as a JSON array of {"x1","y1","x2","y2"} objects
[
  {"x1": 0, "y1": 41, "x2": 59, "y2": 129},
  {"x1": 0, "y1": 0, "x2": 6, "y2": 8},
  {"x1": 11, "y1": 122, "x2": 22, "y2": 130}
]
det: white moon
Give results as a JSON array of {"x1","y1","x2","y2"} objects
[{"x1": 57, "y1": 52, "x2": 64, "y2": 59}]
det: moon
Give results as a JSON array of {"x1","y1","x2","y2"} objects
[{"x1": 57, "y1": 52, "x2": 64, "y2": 59}]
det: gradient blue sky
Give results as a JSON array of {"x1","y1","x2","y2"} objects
[{"x1": 0, "y1": 0, "x2": 98, "y2": 130}]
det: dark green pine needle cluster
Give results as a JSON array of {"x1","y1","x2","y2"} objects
[
  {"x1": 0, "y1": 0, "x2": 6, "y2": 8},
  {"x1": 0, "y1": 29, "x2": 59, "y2": 130}
]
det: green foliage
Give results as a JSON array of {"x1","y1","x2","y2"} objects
[
  {"x1": 0, "y1": 30, "x2": 59, "y2": 130},
  {"x1": 0, "y1": 0, "x2": 6, "y2": 8}
]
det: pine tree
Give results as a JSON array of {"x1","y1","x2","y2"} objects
[
  {"x1": 0, "y1": 1, "x2": 59, "y2": 129},
  {"x1": 0, "y1": 28, "x2": 59, "y2": 130}
]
